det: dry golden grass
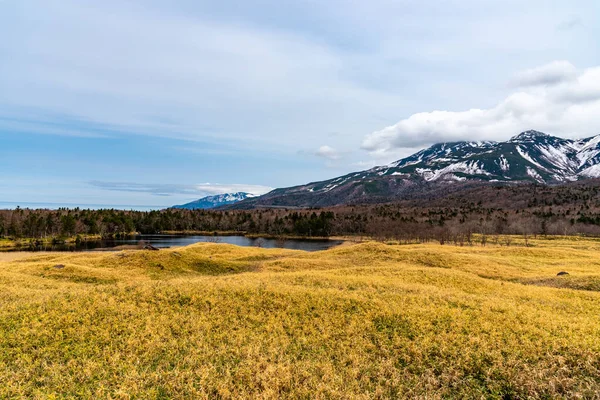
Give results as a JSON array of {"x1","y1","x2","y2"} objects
[
  {"x1": 0, "y1": 251, "x2": 52, "y2": 262},
  {"x1": 1, "y1": 240, "x2": 599, "y2": 399}
]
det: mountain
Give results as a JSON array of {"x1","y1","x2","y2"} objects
[
  {"x1": 230, "y1": 130, "x2": 600, "y2": 209},
  {"x1": 172, "y1": 192, "x2": 256, "y2": 210}
]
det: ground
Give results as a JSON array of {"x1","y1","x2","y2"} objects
[{"x1": 1, "y1": 238, "x2": 599, "y2": 398}]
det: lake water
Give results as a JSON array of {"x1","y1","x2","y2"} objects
[{"x1": 10, "y1": 234, "x2": 343, "y2": 252}]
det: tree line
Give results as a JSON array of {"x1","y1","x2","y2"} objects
[{"x1": 3, "y1": 196, "x2": 600, "y2": 243}]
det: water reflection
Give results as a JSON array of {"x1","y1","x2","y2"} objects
[{"x1": 10, "y1": 234, "x2": 342, "y2": 253}]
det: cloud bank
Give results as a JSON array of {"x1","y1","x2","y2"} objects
[
  {"x1": 511, "y1": 61, "x2": 578, "y2": 87},
  {"x1": 89, "y1": 181, "x2": 273, "y2": 197},
  {"x1": 362, "y1": 62, "x2": 600, "y2": 156}
]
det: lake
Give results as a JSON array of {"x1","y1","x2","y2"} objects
[{"x1": 10, "y1": 234, "x2": 343, "y2": 252}]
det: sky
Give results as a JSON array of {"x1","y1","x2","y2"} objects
[{"x1": 1, "y1": 0, "x2": 599, "y2": 208}]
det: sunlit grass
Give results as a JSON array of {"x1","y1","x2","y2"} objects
[{"x1": 1, "y1": 240, "x2": 599, "y2": 398}]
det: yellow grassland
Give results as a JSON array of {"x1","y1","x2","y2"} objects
[{"x1": 1, "y1": 239, "x2": 599, "y2": 398}]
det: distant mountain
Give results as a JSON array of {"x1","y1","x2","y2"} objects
[
  {"x1": 172, "y1": 192, "x2": 256, "y2": 210},
  {"x1": 230, "y1": 130, "x2": 600, "y2": 209}
]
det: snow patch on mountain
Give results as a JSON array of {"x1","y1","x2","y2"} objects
[
  {"x1": 516, "y1": 146, "x2": 548, "y2": 171},
  {"x1": 416, "y1": 161, "x2": 491, "y2": 182},
  {"x1": 537, "y1": 144, "x2": 578, "y2": 172},
  {"x1": 510, "y1": 130, "x2": 550, "y2": 142},
  {"x1": 579, "y1": 164, "x2": 600, "y2": 178},
  {"x1": 498, "y1": 155, "x2": 509, "y2": 172},
  {"x1": 526, "y1": 167, "x2": 544, "y2": 183}
]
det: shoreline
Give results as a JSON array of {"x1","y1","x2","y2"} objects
[
  {"x1": 157, "y1": 231, "x2": 355, "y2": 242},
  {"x1": 0, "y1": 233, "x2": 137, "y2": 251},
  {"x1": 0, "y1": 232, "x2": 351, "y2": 253}
]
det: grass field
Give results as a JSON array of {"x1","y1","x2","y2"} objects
[{"x1": 1, "y1": 239, "x2": 599, "y2": 398}]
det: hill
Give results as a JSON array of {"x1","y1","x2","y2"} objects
[{"x1": 1, "y1": 240, "x2": 599, "y2": 397}]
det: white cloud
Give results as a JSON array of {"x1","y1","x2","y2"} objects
[
  {"x1": 511, "y1": 60, "x2": 577, "y2": 87},
  {"x1": 362, "y1": 62, "x2": 600, "y2": 156},
  {"x1": 0, "y1": 0, "x2": 402, "y2": 151},
  {"x1": 315, "y1": 145, "x2": 341, "y2": 160},
  {"x1": 89, "y1": 181, "x2": 272, "y2": 197},
  {"x1": 194, "y1": 183, "x2": 272, "y2": 196},
  {"x1": 2, "y1": 0, "x2": 599, "y2": 197}
]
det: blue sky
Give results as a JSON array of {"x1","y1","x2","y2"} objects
[{"x1": 1, "y1": 0, "x2": 599, "y2": 208}]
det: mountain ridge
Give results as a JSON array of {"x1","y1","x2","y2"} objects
[
  {"x1": 172, "y1": 192, "x2": 256, "y2": 210},
  {"x1": 229, "y1": 130, "x2": 600, "y2": 209}
]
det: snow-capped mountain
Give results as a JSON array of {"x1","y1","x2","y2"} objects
[
  {"x1": 231, "y1": 131, "x2": 600, "y2": 208},
  {"x1": 384, "y1": 130, "x2": 600, "y2": 184},
  {"x1": 172, "y1": 192, "x2": 257, "y2": 210}
]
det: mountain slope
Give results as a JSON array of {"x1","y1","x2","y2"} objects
[
  {"x1": 173, "y1": 192, "x2": 256, "y2": 210},
  {"x1": 232, "y1": 131, "x2": 600, "y2": 208}
]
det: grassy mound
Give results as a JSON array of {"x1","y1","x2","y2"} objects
[{"x1": 1, "y1": 241, "x2": 599, "y2": 398}]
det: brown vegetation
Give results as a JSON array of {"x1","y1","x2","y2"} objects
[{"x1": 1, "y1": 239, "x2": 599, "y2": 398}]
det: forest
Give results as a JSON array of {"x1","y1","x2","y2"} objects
[{"x1": 3, "y1": 182, "x2": 600, "y2": 244}]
